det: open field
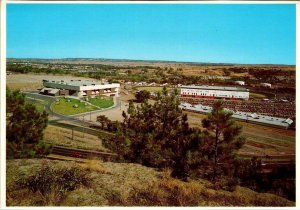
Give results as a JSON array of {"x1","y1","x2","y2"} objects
[
  {"x1": 44, "y1": 125, "x2": 107, "y2": 152},
  {"x1": 135, "y1": 86, "x2": 172, "y2": 92},
  {"x1": 51, "y1": 98, "x2": 98, "y2": 116},
  {"x1": 6, "y1": 74, "x2": 92, "y2": 91}
]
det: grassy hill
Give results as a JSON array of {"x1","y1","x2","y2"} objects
[{"x1": 7, "y1": 159, "x2": 295, "y2": 207}]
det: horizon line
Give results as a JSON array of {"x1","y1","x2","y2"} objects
[{"x1": 7, "y1": 57, "x2": 296, "y2": 66}]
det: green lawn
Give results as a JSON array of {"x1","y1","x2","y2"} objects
[
  {"x1": 25, "y1": 98, "x2": 48, "y2": 112},
  {"x1": 88, "y1": 96, "x2": 114, "y2": 108},
  {"x1": 51, "y1": 98, "x2": 98, "y2": 116}
]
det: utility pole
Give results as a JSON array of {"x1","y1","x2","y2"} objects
[
  {"x1": 72, "y1": 127, "x2": 74, "y2": 140},
  {"x1": 82, "y1": 115, "x2": 85, "y2": 138}
]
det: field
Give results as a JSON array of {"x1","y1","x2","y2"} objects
[
  {"x1": 43, "y1": 125, "x2": 107, "y2": 152},
  {"x1": 7, "y1": 74, "x2": 88, "y2": 91},
  {"x1": 11, "y1": 58, "x2": 294, "y2": 76},
  {"x1": 135, "y1": 86, "x2": 172, "y2": 92},
  {"x1": 89, "y1": 96, "x2": 114, "y2": 108},
  {"x1": 51, "y1": 98, "x2": 98, "y2": 116}
]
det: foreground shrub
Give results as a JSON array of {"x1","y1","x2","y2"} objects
[{"x1": 16, "y1": 163, "x2": 91, "y2": 205}]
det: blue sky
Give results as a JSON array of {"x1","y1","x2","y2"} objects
[{"x1": 7, "y1": 4, "x2": 296, "y2": 65}]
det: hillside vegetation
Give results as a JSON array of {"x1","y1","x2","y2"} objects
[{"x1": 7, "y1": 159, "x2": 294, "y2": 207}]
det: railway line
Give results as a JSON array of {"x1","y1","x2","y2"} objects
[{"x1": 50, "y1": 145, "x2": 117, "y2": 161}]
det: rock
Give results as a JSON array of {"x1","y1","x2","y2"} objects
[{"x1": 73, "y1": 104, "x2": 78, "y2": 108}]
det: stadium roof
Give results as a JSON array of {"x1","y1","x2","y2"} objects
[
  {"x1": 43, "y1": 79, "x2": 109, "y2": 87},
  {"x1": 181, "y1": 85, "x2": 249, "y2": 92}
]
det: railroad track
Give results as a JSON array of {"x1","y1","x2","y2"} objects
[
  {"x1": 50, "y1": 145, "x2": 118, "y2": 161},
  {"x1": 49, "y1": 120, "x2": 115, "y2": 138},
  {"x1": 238, "y1": 153, "x2": 295, "y2": 160}
]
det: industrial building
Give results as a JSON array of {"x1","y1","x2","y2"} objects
[
  {"x1": 180, "y1": 85, "x2": 249, "y2": 100},
  {"x1": 234, "y1": 81, "x2": 245, "y2": 86},
  {"x1": 40, "y1": 79, "x2": 120, "y2": 98}
]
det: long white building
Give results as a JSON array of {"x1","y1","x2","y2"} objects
[
  {"x1": 180, "y1": 85, "x2": 249, "y2": 100},
  {"x1": 40, "y1": 79, "x2": 120, "y2": 98}
]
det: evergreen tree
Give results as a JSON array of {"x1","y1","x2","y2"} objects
[
  {"x1": 135, "y1": 90, "x2": 151, "y2": 103},
  {"x1": 202, "y1": 100, "x2": 245, "y2": 182},
  {"x1": 6, "y1": 88, "x2": 51, "y2": 159},
  {"x1": 107, "y1": 87, "x2": 202, "y2": 180},
  {"x1": 96, "y1": 115, "x2": 110, "y2": 130}
]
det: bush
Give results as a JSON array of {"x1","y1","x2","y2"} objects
[
  {"x1": 16, "y1": 163, "x2": 91, "y2": 205},
  {"x1": 214, "y1": 176, "x2": 239, "y2": 192}
]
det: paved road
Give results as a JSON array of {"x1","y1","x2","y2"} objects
[{"x1": 24, "y1": 92, "x2": 117, "y2": 137}]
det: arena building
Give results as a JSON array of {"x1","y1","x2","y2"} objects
[
  {"x1": 40, "y1": 79, "x2": 120, "y2": 98},
  {"x1": 180, "y1": 85, "x2": 249, "y2": 100}
]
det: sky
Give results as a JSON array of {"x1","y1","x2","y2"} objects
[{"x1": 7, "y1": 4, "x2": 296, "y2": 65}]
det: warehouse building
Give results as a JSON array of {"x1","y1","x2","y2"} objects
[
  {"x1": 180, "y1": 85, "x2": 249, "y2": 100},
  {"x1": 234, "y1": 81, "x2": 245, "y2": 86},
  {"x1": 40, "y1": 79, "x2": 120, "y2": 98}
]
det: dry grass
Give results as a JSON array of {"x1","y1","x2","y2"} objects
[
  {"x1": 44, "y1": 125, "x2": 108, "y2": 152},
  {"x1": 7, "y1": 82, "x2": 42, "y2": 91},
  {"x1": 7, "y1": 159, "x2": 294, "y2": 206},
  {"x1": 79, "y1": 158, "x2": 107, "y2": 174},
  {"x1": 121, "y1": 174, "x2": 294, "y2": 206}
]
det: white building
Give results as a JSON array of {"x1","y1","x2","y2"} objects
[
  {"x1": 260, "y1": 83, "x2": 272, "y2": 88},
  {"x1": 40, "y1": 79, "x2": 120, "y2": 98},
  {"x1": 180, "y1": 85, "x2": 249, "y2": 100},
  {"x1": 234, "y1": 81, "x2": 245, "y2": 86}
]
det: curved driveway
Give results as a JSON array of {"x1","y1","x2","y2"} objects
[{"x1": 24, "y1": 92, "x2": 120, "y2": 128}]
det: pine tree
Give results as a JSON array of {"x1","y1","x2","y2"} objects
[
  {"x1": 202, "y1": 100, "x2": 245, "y2": 182},
  {"x1": 6, "y1": 88, "x2": 50, "y2": 158},
  {"x1": 108, "y1": 87, "x2": 202, "y2": 180}
]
